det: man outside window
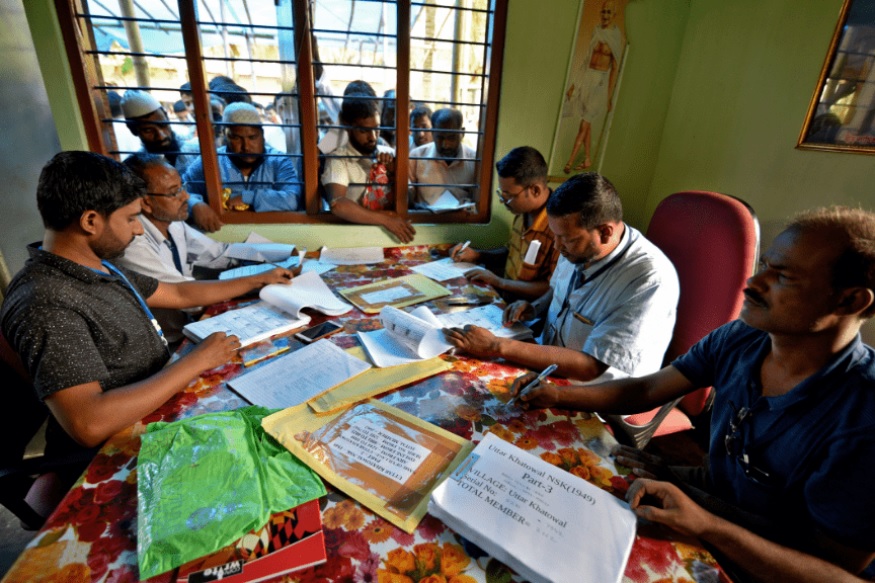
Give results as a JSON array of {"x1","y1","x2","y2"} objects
[
  {"x1": 408, "y1": 108, "x2": 477, "y2": 207},
  {"x1": 184, "y1": 102, "x2": 302, "y2": 212},
  {"x1": 322, "y1": 92, "x2": 416, "y2": 243}
]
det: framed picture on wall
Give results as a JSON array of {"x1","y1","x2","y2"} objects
[
  {"x1": 548, "y1": 0, "x2": 630, "y2": 180},
  {"x1": 798, "y1": 0, "x2": 875, "y2": 153}
]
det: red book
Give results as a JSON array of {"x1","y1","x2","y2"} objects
[{"x1": 174, "y1": 499, "x2": 325, "y2": 583}]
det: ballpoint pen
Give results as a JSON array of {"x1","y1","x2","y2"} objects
[
  {"x1": 453, "y1": 240, "x2": 471, "y2": 261},
  {"x1": 515, "y1": 363, "x2": 558, "y2": 403}
]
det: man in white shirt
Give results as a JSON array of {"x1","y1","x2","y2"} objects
[
  {"x1": 322, "y1": 91, "x2": 415, "y2": 243},
  {"x1": 408, "y1": 108, "x2": 477, "y2": 206},
  {"x1": 444, "y1": 172, "x2": 679, "y2": 384},
  {"x1": 119, "y1": 154, "x2": 265, "y2": 343}
]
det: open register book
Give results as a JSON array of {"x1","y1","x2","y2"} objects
[
  {"x1": 182, "y1": 271, "x2": 352, "y2": 346},
  {"x1": 357, "y1": 304, "x2": 532, "y2": 367},
  {"x1": 429, "y1": 433, "x2": 637, "y2": 583}
]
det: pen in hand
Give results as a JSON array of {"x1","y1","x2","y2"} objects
[
  {"x1": 452, "y1": 240, "x2": 471, "y2": 261},
  {"x1": 515, "y1": 363, "x2": 558, "y2": 403}
]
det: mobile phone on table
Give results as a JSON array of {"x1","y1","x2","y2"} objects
[{"x1": 294, "y1": 321, "x2": 344, "y2": 343}]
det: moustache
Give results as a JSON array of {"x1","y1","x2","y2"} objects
[{"x1": 743, "y1": 288, "x2": 767, "y2": 307}]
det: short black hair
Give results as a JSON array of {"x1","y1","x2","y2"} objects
[
  {"x1": 410, "y1": 105, "x2": 432, "y2": 124},
  {"x1": 209, "y1": 76, "x2": 252, "y2": 105},
  {"x1": 496, "y1": 146, "x2": 547, "y2": 186},
  {"x1": 340, "y1": 92, "x2": 379, "y2": 125},
  {"x1": 546, "y1": 172, "x2": 622, "y2": 229},
  {"x1": 123, "y1": 152, "x2": 172, "y2": 185},
  {"x1": 431, "y1": 108, "x2": 463, "y2": 129},
  {"x1": 38, "y1": 151, "x2": 145, "y2": 231},
  {"x1": 343, "y1": 80, "x2": 376, "y2": 97}
]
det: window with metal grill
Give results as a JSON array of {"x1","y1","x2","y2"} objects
[{"x1": 57, "y1": 0, "x2": 507, "y2": 227}]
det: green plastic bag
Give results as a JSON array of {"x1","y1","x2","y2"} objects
[{"x1": 137, "y1": 406, "x2": 326, "y2": 579}]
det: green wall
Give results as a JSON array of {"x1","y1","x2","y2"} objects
[
  {"x1": 26, "y1": 0, "x2": 874, "y2": 247},
  {"x1": 647, "y1": 0, "x2": 874, "y2": 244}
]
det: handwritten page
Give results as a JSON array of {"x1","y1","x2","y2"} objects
[
  {"x1": 410, "y1": 257, "x2": 478, "y2": 282},
  {"x1": 357, "y1": 306, "x2": 452, "y2": 367},
  {"x1": 437, "y1": 303, "x2": 532, "y2": 339},
  {"x1": 420, "y1": 190, "x2": 476, "y2": 213},
  {"x1": 218, "y1": 255, "x2": 300, "y2": 280},
  {"x1": 182, "y1": 302, "x2": 311, "y2": 347},
  {"x1": 331, "y1": 416, "x2": 431, "y2": 484},
  {"x1": 226, "y1": 242, "x2": 296, "y2": 262},
  {"x1": 228, "y1": 339, "x2": 371, "y2": 409},
  {"x1": 320, "y1": 247, "x2": 384, "y2": 265},
  {"x1": 259, "y1": 271, "x2": 353, "y2": 317}
]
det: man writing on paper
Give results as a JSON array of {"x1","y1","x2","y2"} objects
[
  {"x1": 408, "y1": 108, "x2": 477, "y2": 208},
  {"x1": 119, "y1": 154, "x2": 297, "y2": 344},
  {"x1": 518, "y1": 206, "x2": 875, "y2": 582},
  {"x1": 120, "y1": 89, "x2": 222, "y2": 232},
  {"x1": 448, "y1": 146, "x2": 560, "y2": 301},
  {"x1": 322, "y1": 91, "x2": 416, "y2": 243},
  {"x1": 0, "y1": 152, "x2": 294, "y2": 517},
  {"x1": 444, "y1": 172, "x2": 679, "y2": 384},
  {"x1": 184, "y1": 102, "x2": 303, "y2": 212}
]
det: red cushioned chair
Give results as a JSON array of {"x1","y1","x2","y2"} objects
[{"x1": 605, "y1": 191, "x2": 760, "y2": 448}]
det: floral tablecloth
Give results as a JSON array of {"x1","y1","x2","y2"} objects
[{"x1": 3, "y1": 245, "x2": 729, "y2": 583}]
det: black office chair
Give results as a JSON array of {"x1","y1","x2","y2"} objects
[{"x1": 0, "y1": 333, "x2": 93, "y2": 529}]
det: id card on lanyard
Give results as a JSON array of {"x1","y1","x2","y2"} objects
[{"x1": 102, "y1": 261, "x2": 169, "y2": 351}]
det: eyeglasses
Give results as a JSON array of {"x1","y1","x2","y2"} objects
[
  {"x1": 724, "y1": 401, "x2": 751, "y2": 458},
  {"x1": 146, "y1": 186, "x2": 186, "y2": 199},
  {"x1": 495, "y1": 185, "x2": 529, "y2": 206},
  {"x1": 724, "y1": 401, "x2": 772, "y2": 485}
]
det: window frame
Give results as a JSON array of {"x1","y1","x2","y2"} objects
[{"x1": 55, "y1": 0, "x2": 508, "y2": 226}]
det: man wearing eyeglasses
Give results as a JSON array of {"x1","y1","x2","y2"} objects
[
  {"x1": 445, "y1": 172, "x2": 679, "y2": 386},
  {"x1": 448, "y1": 146, "x2": 560, "y2": 301},
  {"x1": 517, "y1": 206, "x2": 875, "y2": 581},
  {"x1": 121, "y1": 90, "x2": 223, "y2": 233},
  {"x1": 119, "y1": 154, "x2": 296, "y2": 343}
]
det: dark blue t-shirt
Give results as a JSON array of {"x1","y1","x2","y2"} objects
[{"x1": 673, "y1": 320, "x2": 875, "y2": 550}]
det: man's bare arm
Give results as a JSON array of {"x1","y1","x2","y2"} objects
[
  {"x1": 627, "y1": 479, "x2": 872, "y2": 583},
  {"x1": 519, "y1": 366, "x2": 696, "y2": 414},
  {"x1": 326, "y1": 184, "x2": 415, "y2": 243},
  {"x1": 147, "y1": 267, "x2": 293, "y2": 310},
  {"x1": 44, "y1": 332, "x2": 240, "y2": 447},
  {"x1": 443, "y1": 326, "x2": 608, "y2": 382}
]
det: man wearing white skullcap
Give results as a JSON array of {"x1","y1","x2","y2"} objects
[
  {"x1": 121, "y1": 90, "x2": 223, "y2": 232},
  {"x1": 183, "y1": 102, "x2": 302, "y2": 212}
]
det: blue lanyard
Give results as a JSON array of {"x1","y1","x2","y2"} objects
[{"x1": 101, "y1": 261, "x2": 169, "y2": 350}]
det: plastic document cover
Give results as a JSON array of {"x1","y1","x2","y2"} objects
[
  {"x1": 263, "y1": 400, "x2": 473, "y2": 533},
  {"x1": 429, "y1": 433, "x2": 637, "y2": 583},
  {"x1": 137, "y1": 406, "x2": 327, "y2": 579}
]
